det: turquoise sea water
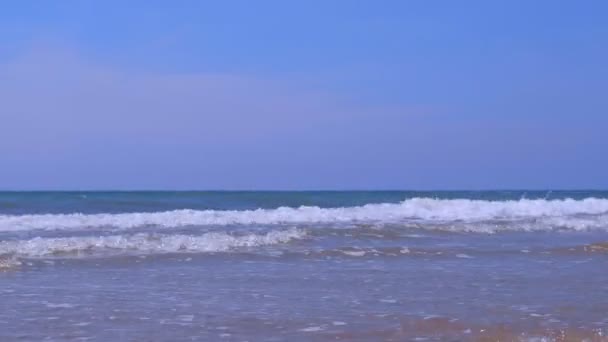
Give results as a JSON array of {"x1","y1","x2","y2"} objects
[{"x1": 1, "y1": 191, "x2": 608, "y2": 340}]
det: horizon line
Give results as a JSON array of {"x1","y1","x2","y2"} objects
[{"x1": 0, "y1": 189, "x2": 606, "y2": 192}]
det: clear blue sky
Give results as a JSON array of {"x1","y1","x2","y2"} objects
[{"x1": 1, "y1": 1, "x2": 607, "y2": 190}]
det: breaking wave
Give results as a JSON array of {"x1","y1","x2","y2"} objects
[
  {"x1": 0, "y1": 228, "x2": 305, "y2": 258},
  {"x1": 0, "y1": 198, "x2": 607, "y2": 233}
]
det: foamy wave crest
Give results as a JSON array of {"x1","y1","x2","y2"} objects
[
  {"x1": 0, "y1": 228, "x2": 305, "y2": 258},
  {"x1": 1, "y1": 198, "x2": 607, "y2": 232}
]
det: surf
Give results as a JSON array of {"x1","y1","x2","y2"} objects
[{"x1": 0, "y1": 198, "x2": 607, "y2": 232}]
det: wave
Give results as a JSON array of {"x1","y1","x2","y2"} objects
[
  {"x1": 0, "y1": 228, "x2": 305, "y2": 258},
  {"x1": 1, "y1": 198, "x2": 608, "y2": 233}
]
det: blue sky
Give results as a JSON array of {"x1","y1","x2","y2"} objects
[{"x1": 1, "y1": 1, "x2": 607, "y2": 189}]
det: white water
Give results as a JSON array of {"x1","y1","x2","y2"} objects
[
  {"x1": 0, "y1": 228, "x2": 305, "y2": 258},
  {"x1": 0, "y1": 198, "x2": 607, "y2": 232}
]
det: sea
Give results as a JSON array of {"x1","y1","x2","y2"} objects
[{"x1": 1, "y1": 191, "x2": 607, "y2": 341}]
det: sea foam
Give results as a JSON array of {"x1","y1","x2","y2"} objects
[
  {"x1": 0, "y1": 228, "x2": 305, "y2": 258},
  {"x1": 0, "y1": 198, "x2": 607, "y2": 232}
]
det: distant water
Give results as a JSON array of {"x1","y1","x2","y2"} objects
[{"x1": 1, "y1": 191, "x2": 608, "y2": 341}]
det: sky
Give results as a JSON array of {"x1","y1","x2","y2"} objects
[{"x1": 1, "y1": 1, "x2": 607, "y2": 190}]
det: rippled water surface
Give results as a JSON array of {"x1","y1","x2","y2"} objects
[{"x1": 1, "y1": 191, "x2": 608, "y2": 341}]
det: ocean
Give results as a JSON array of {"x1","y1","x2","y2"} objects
[{"x1": 1, "y1": 191, "x2": 607, "y2": 341}]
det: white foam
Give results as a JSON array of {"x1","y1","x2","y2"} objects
[
  {"x1": 0, "y1": 198, "x2": 607, "y2": 233},
  {"x1": 0, "y1": 228, "x2": 305, "y2": 258},
  {"x1": 342, "y1": 250, "x2": 366, "y2": 257},
  {"x1": 455, "y1": 253, "x2": 474, "y2": 259},
  {"x1": 298, "y1": 326, "x2": 325, "y2": 332}
]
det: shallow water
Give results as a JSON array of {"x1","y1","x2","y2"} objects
[{"x1": 1, "y1": 191, "x2": 607, "y2": 341}]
